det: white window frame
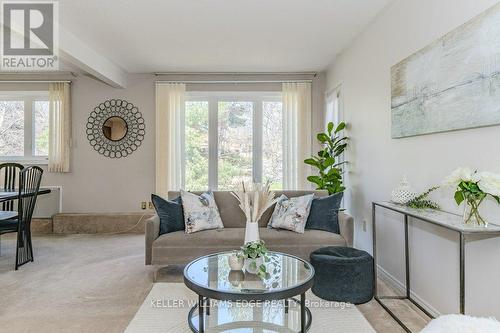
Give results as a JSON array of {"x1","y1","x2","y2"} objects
[
  {"x1": 0, "y1": 91, "x2": 49, "y2": 164},
  {"x1": 325, "y1": 85, "x2": 343, "y2": 127},
  {"x1": 184, "y1": 91, "x2": 282, "y2": 190},
  {"x1": 325, "y1": 85, "x2": 347, "y2": 208}
]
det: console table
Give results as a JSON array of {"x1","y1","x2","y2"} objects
[{"x1": 372, "y1": 201, "x2": 500, "y2": 333}]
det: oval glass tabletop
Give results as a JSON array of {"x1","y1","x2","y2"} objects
[{"x1": 183, "y1": 251, "x2": 314, "y2": 297}]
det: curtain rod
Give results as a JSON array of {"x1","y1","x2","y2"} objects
[
  {"x1": 0, "y1": 80, "x2": 72, "y2": 83},
  {"x1": 156, "y1": 80, "x2": 313, "y2": 84},
  {"x1": 155, "y1": 72, "x2": 317, "y2": 76}
]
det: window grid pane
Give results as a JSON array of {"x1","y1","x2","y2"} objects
[
  {"x1": 185, "y1": 101, "x2": 209, "y2": 191},
  {"x1": 262, "y1": 101, "x2": 283, "y2": 189},
  {"x1": 0, "y1": 100, "x2": 24, "y2": 157},
  {"x1": 217, "y1": 101, "x2": 253, "y2": 190},
  {"x1": 34, "y1": 100, "x2": 49, "y2": 156}
]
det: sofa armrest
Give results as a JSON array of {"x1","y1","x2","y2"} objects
[
  {"x1": 145, "y1": 215, "x2": 160, "y2": 265},
  {"x1": 339, "y1": 211, "x2": 354, "y2": 247}
]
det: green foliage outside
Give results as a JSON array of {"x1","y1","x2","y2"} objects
[
  {"x1": 36, "y1": 128, "x2": 49, "y2": 155},
  {"x1": 217, "y1": 102, "x2": 253, "y2": 190},
  {"x1": 184, "y1": 101, "x2": 283, "y2": 191},
  {"x1": 185, "y1": 102, "x2": 209, "y2": 190}
]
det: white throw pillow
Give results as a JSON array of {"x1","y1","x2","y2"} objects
[
  {"x1": 268, "y1": 194, "x2": 314, "y2": 234},
  {"x1": 180, "y1": 190, "x2": 224, "y2": 234}
]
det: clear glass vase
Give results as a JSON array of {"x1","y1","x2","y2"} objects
[{"x1": 463, "y1": 199, "x2": 487, "y2": 227}]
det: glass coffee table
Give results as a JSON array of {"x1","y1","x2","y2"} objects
[{"x1": 183, "y1": 251, "x2": 315, "y2": 333}]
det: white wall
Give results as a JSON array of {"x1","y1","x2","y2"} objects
[
  {"x1": 43, "y1": 75, "x2": 156, "y2": 213},
  {"x1": 1, "y1": 73, "x2": 325, "y2": 213},
  {"x1": 326, "y1": 0, "x2": 500, "y2": 318}
]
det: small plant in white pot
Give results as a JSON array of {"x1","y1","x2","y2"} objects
[{"x1": 240, "y1": 240, "x2": 269, "y2": 278}]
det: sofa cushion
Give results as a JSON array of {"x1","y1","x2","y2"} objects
[
  {"x1": 151, "y1": 194, "x2": 184, "y2": 236},
  {"x1": 260, "y1": 228, "x2": 346, "y2": 248},
  {"x1": 153, "y1": 228, "x2": 245, "y2": 248},
  {"x1": 305, "y1": 192, "x2": 343, "y2": 234},
  {"x1": 151, "y1": 227, "x2": 347, "y2": 265}
]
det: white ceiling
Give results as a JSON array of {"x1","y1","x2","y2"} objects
[{"x1": 59, "y1": 0, "x2": 391, "y2": 73}]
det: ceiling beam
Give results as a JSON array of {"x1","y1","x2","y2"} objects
[{"x1": 59, "y1": 29, "x2": 128, "y2": 88}]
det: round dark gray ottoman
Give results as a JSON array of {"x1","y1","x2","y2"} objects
[{"x1": 310, "y1": 246, "x2": 374, "y2": 304}]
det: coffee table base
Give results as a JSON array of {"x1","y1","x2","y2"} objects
[{"x1": 188, "y1": 297, "x2": 312, "y2": 333}]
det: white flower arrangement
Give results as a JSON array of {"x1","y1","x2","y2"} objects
[
  {"x1": 444, "y1": 167, "x2": 500, "y2": 225},
  {"x1": 478, "y1": 171, "x2": 500, "y2": 197},
  {"x1": 443, "y1": 167, "x2": 478, "y2": 185}
]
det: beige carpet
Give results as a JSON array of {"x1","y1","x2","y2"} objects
[
  {"x1": 0, "y1": 234, "x2": 417, "y2": 332},
  {"x1": 0, "y1": 234, "x2": 155, "y2": 333},
  {"x1": 125, "y1": 283, "x2": 376, "y2": 332}
]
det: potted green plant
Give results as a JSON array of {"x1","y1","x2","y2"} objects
[
  {"x1": 304, "y1": 122, "x2": 348, "y2": 194},
  {"x1": 240, "y1": 240, "x2": 269, "y2": 278}
]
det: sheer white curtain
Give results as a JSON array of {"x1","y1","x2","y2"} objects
[
  {"x1": 155, "y1": 83, "x2": 186, "y2": 197},
  {"x1": 48, "y1": 82, "x2": 71, "y2": 172},
  {"x1": 282, "y1": 82, "x2": 312, "y2": 189}
]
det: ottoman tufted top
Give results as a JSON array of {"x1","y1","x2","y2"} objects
[{"x1": 310, "y1": 246, "x2": 372, "y2": 264}]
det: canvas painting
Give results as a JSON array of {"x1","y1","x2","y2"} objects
[{"x1": 391, "y1": 4, "x2": 500, "y2": 138}]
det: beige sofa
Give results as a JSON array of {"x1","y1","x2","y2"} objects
[{"x1": 145, "y1": 190, "x2": 353, "y2": 265}]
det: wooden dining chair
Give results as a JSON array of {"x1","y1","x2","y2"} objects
[
  {"x1": 1, "y1": 163, "x2": 24, "y2": 211},
  {"x1": 0, "y1": 163, "x2": 23, "y2": 257},
  {"x1": 0, "y1": 166, "x2": 43, "y2": 270}
]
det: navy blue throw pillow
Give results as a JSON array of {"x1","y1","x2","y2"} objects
[
  {"x1": 151, "y1": 194, "x2": 184, "y2": 235},
  {"x1": 305, "y1": 192, "x2": 343, "y2": 234}
]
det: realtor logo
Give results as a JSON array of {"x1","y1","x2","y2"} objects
[{"x1": 1, "y1": 1, "x2": 59, "y2": 71}]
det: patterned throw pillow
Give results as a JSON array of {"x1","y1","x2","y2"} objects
[
  {"x1": 180, "y1": 190, "x2": 224, "y2": 234},
  {"x1": 267, "y1": 194, "x2": 314, "y2": 233}
]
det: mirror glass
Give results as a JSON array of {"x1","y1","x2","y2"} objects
[{"x1": 103, "y1": 116, "x2": 128, "y2": 141}]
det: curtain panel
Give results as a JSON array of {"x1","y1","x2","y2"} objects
[
  {"x1": 48, "y1": 82, "x2": 71, "y2": 173},
  {"x1": 282, "y1": 82, "x2": 312, "y2": 189},
  {"x1": 155, "y1": 83, "x2": 186, "y2": 197}
]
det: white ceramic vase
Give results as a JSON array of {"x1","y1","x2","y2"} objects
[
  {"x1": 244, "y1": 221, "x2": 260, "y2": 244},
  {"x1": 391, "y1": 176, "x2": 417, "y2": 204},
  {"x1": 228, "y1": 253, "x2": 244, "y2": 271}
]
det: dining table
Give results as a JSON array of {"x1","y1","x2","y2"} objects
[{"x1": 0, "y1": 188, "x2": 52, "y2": 202}]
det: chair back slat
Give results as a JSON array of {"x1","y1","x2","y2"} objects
[
  {"x1": 0, "y1": 163, "x2": 24, "y2": 211},
  {"x1": 17, "y1": 166, "x2": 43, "y2": 229}
]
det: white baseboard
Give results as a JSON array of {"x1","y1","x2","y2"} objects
[{"x1": 377, "y1": 265, "x2": 441, "y2": 318}]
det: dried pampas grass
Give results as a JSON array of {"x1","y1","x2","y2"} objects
[{"x1": 232, "y1": 181, "x2": 278, "y2": 223}]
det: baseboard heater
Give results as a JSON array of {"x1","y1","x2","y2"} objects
[{"x1": 33, "y1": 186, "x2": 62, "y2": 218}]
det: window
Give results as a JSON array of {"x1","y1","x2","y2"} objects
[
  {"x1": 218, "y1": 101, "x2": 253, "y2": 190},
  {"x1": 0, "y1": 92, "x2": 49, "y2": 162},
  {"x1": 325, "y1": 87, "x2": 342, "y2": 127},
  {"x1": 262, "y1": 101, "x2": 283, "y2": 189},
  {"x1": 184, "y1": 92, "x2": 283, "y2": 190},
  {"x1": 185, "y1": 101, "x2": 209, "y2": 191}
]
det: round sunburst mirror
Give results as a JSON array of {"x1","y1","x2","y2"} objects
[{"x1": 86, "y1": 99, "x2": 145, "y2": 158}]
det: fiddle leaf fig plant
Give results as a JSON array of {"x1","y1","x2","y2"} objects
[{"x1": 304, "y1": 122, "x2": 348, "y2": 194}]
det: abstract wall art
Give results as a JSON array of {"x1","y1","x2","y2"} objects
[{"x1": 391, "y1": 3, "x2": 500, "y2": 138}]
